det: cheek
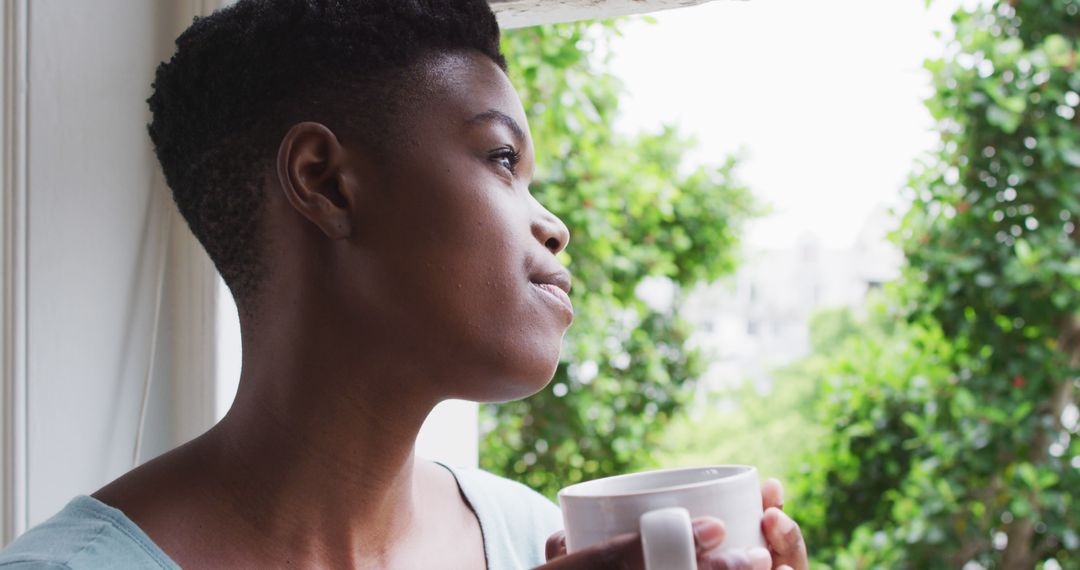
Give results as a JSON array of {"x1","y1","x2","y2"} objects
[
  {"x1": 415, "y1": 161, "x2": 527, "y2": 287},
  {"x1": 365, "y1": 162, "x2": 527, "y2": 325},
  {"x1": 351, "y1": 157, "x2": 563, "y2": 397},
  {"x1": 416, "y1": 200, "x2": 565, "y2": 393}
]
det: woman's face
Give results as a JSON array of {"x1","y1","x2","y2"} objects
[{"x1": 339, "y1": 51, "x2": 572, "y2": 403}]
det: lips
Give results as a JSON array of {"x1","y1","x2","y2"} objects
[{"x1": 530, "y1": 269, "x2": 574, "y2": 319}]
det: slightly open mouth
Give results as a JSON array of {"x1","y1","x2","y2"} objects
[{"x1": 531, "y1": 282, "x2": 574, "y2": 318}]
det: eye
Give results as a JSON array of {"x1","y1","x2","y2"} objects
[{"x1": 490, "y1": 147, "x2": 521, "y2": 175}]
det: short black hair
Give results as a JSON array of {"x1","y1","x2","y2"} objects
[{"x1": 148, "y1": 0, "x2": 506, "y2": 308}]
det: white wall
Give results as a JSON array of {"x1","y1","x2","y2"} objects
[
  {"x1": 0, "y1": 0, "x2": 213, "y2": 541},
  {"x1": 23, "y1": 0, "x2": 178, "y2": 526}
]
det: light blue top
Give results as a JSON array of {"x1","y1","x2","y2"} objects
[{"x1": 0, "y1": 464, "x2": 563, "y2": 569}]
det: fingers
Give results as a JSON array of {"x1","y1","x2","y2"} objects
[
  {"x1": 762, "y1": 507, "x2": 809, "y2": 570},
  {"x1": 761, "y1": 478, "x2": 784, "y2": 511},
  {"x1": 692, "y1": 517, "x2": 726, "y2": 554},
  {"x1": 699, "y1": 546, "x2": 772, "y2": 570},
  {"x1": 543, "y1": 519, "x2": 724, "y2": 567},
  {"x1": 692, "y1": 518, "x2": 769, "y2": 570},
  {"x1": 539, "y1": 531, "x2": 644, "y2": 570},
  {"x1": 540, "y1": 519, "x2": 757, "y2": 570},
  {"x1": 545, "y1": 530, "x2": 567, "y2": 562}
]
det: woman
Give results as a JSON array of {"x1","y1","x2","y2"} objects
[{"x1": 0, "y1": 0, "x2": 808, "y2": 568}]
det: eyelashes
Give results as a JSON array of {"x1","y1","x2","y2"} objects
[{"x1": 490, "y1": 147, "x2": 522, "y2": 175}]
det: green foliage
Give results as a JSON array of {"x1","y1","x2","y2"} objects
[
  {"x1": 653, "y1": 308, "x2": 857, "y2": 488},
  {"x1": 479, "y1": 21, "x2": 758, "y2": 498},
  {"x1": 790, "y1": 304, "x2": 960, "y2": 567},
  {"x1": 653, "y1": 370, "x2": 822, "y2": 490},
  {"x1": 792, "y1": 2, "x2": 1080, "y2": 568}
]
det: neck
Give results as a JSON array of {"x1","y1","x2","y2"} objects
[{"x1": 198, "y1": 298, "x2": 442, "y2": 566}]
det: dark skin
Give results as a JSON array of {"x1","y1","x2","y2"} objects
[{"x1": 95, "y1": 51, "x2": 809, "y2": 569}]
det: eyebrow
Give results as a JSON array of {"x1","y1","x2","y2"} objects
[{"x1": 465, "y1": 109, "x2": 527, "y2": 146}]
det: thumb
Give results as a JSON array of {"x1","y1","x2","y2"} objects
[
  {"x1": 545, "y1": 531, "x2": 567, "y2": 561},
  {"x1": 538, "y1": 531, "x2": 644, "y2": 569},
  {"x1": 762, "y1": 508, "x2": 808, "y2": 570}
]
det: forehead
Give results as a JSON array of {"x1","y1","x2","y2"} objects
[{"x1": 408, "y1": 51, "x2": 531, "y2": 143}]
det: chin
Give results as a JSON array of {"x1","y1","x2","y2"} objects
[
  {"x1": 464, "y1": 341, "x2": 563, "y2": 403},
  {"x1": 474, "y1": 368, "x2": 559, "y2": 404}
]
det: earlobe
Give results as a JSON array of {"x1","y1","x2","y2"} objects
[{"x1": 276, "y1": 121, "x2": 354, "y2": 240}]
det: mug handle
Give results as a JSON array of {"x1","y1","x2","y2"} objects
[{"x1": 639, "y1": 507, "x2": 697, "y2": 570}]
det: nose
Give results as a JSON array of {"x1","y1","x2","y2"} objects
[{"x1": 530, "y1": 194, "x2": 570, "y2": 255}]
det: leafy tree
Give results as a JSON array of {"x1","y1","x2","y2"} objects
[
  {"x1": 895, "y1": 2, "x2": 1080, "y2": 565},
  {"x1": 791, "y1": 2, "x2": 1080, "y2": 568},
  {"x1": 479, "y1": 21, "x2": 758, "y2": 498}
]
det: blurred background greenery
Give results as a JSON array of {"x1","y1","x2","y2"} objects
[{"x1": 479, "y1": 2, "x2": 1080, "y2": 568}]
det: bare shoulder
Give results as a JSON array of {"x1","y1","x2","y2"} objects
[
  {"x1": 90, "y1": 439, "x2": 248, "y2": 569},
  {"x1": 92, "y1": 438, "x2": 213, "y2": 521}
]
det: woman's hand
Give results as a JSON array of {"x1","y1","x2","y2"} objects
[
  {"x1": 539, "y1": 518, "x2": 772, "y2": 570},
  {"x1": 760, "y1": 478, "x2": 809, "y2": 570},
  {"x1": 538, "y1": 478, "x2": 809, "y2": 570}
]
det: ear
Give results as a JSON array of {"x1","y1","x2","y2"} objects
[{"x1": 276, "y1": 121, "x2": 355, "y2": 240}]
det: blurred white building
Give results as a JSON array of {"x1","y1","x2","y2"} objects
[{"x1": 680, "y1": 206, "x2": 903, "y2": 394}]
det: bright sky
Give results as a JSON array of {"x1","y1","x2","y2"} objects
[{"x1": 609, "y1": 0, "x2": 965, "y2": 249}]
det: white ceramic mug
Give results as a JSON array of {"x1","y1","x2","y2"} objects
[{"x1": 558, "y1": 465, "x2": 766, "y2": 570}]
